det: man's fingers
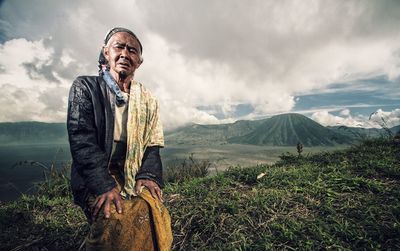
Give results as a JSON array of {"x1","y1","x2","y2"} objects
[
  {"x1": 93, "y1": 196, "x2": 105, "y2": 220},
  {"x1": 104, "y1": 198, "x2": 111, "y2": 218},
  {"x1": 149, "y1": 186, "x2": 158, "y2": 200},
  {"x1": 135, "y1": 179, "x2": 164, "y2": 202},
  {"x1": 135, "y1": 180, "x2": 143, "y2": 194},
  {"x1": 155, "y1": 187, "x2": 164, "y2": 202},
  {"x1": 114, "y1": 196, "x2": 123, "y2": 214}
]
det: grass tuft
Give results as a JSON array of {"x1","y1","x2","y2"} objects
[{"x1": 164, "y1": 153, "x2": 211, "y2": 183}]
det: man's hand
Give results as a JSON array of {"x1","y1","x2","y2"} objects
[
  {"x1": 92, "y1": 187, "x2": 123, "y2": 221},
  {"x1": 135, "y1": 179, "x2": 164, "y2": 202}
]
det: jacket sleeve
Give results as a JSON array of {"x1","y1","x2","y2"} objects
[
  {"x1": 135, "y1": 146, "x2": 164, "y2": 188},
  {"x1": 67, "y1": 78, "x2": 116, "y2": 196}
]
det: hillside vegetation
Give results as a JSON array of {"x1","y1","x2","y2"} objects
[{"x1": 0, "y1": 138, "x2": 399, "y2": 250}]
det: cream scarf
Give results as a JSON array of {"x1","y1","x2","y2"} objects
[{"x1": 121, "y1": 80, "x2": 164, "y2": 198}]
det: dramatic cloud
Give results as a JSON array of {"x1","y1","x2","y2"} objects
[
  {"x1": 312, "y1": 108, "x2": 400, "y2": 128},
  {"x1": 0, "y1": 0, "x2": 399, "y2": 128},
  {"x1": 0, "y1": 38, "x2": 70, "y2": 122}
]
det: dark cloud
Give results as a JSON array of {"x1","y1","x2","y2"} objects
[
  {"x1": 0, "y1": 20, "x2": 12, "y2": 43},
  {"x1": 22, "y1": 60, "x2": 60, "y2": 83},
  {"x1": 137, "y1": 0, "x2": 400, "y2": 84},
  {"x1": 0, "y1": 0, "x2": 103, "y2": 75},
  {"x1": 0, "y1": 0, "x2": 79, "y2": 41},
  {"x1": 11, "y1": 88, "x2": 28, "y2": 100}
]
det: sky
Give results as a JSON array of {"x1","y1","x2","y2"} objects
[{"x1": 0, "y1": 0, "x2": 399, "y2": 130}]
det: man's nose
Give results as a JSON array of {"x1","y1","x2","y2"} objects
[{"x1": 120, "y1": 47, "x2": 129, "y2": 57}]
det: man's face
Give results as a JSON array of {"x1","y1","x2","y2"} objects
[{"x1": 103, "y1": 32, "x2": 142, "y2": 78}]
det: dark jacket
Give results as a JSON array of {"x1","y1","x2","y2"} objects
[{"x1": 67, "y1": 75, "x2": 163, "y2": 208}]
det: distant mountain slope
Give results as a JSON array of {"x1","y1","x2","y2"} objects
[
  {"x1": 0, "y1": 122, "x2": 67, "y2": 144},
  {"x1": 165, "y1": 119, "x2": 267, "y2": 145},
  {"x1": 228, "y1": 113, "x2": 352, "y2": 146},
  {"x1": 1, "y1": 117, "x2": 398, "y2": 146},
  {"x1": 328, "y1": 124, "x2": 400, "y2": 139},
  {"x1": 328, "y1": 126, "x2": 384, "y2": 140},
  {"x1": 391, "y1": 125, "x2": 400, "y2": 135}
]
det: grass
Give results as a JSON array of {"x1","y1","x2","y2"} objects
[
  {"x1": 164, "y1": 153, "x2": 211, "y2": 183},
  {"x1": 0, "y1": 138, "x2": 399, "y2": 250}
]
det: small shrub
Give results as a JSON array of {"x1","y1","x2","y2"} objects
[
  {"x1": 164, "y1": 154, "x2": 211, "y2": 183},
  {"x1": 35, "y1": 165, "x2": 71, "y2": 197},
  {"x1": 14, "y1": 160, "x2": 72, "y2": 197},
  {"x1": 297, "y1": 142, "x2": 303, "y2": 156},
  {"x1": 276, "y1": 152, "x2": 305, "y2": 166}
]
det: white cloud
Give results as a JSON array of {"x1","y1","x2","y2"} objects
[
  {"x1": 312, "y1": 108, "x2": 400, "y2": 128},
  {"x1": 369, "y1": 108, "x2": 400, "y2": 128},
  {"x1": 339, "y1": 109, "x2": 351, "y2": 117},
  {"x1": 0, "y1": 38, "x2": 53, "y2": 80},
  {"x1": 0, "y1": 38, "x2": 70, "y2": 122},
  {"x1": 60, "y1": 49, "x2": 75, "y2": 67},
  {"x1": 311, "y1": 110, "x2": 365, "y2": 128}
]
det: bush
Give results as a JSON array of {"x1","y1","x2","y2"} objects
[{"x1": 164, "y1": 154, "x2": 211, "y2": 183}]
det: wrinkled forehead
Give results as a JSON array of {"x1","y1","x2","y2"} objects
[
  {"x1": 103, "y1": 27, "x2": 143, "y2": 53},
  {"x1": 106, "y1": 32, "x2": 140, "y2": 47}
]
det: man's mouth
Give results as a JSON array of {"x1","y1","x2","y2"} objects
[{"x1": 117, "y1": 60, "x2": 131, "y2": 67}]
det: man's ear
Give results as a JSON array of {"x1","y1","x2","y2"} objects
[
  {"x1": 136, "y1": 61, "x2": 142, "y2": 70},
  {"x1": 103, "y1": 46, "x2": 109, "y2": 60}
]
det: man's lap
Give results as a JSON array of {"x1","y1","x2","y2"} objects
[{"x1": 85, "y1": 195, "x2": 157, "y2": 251}]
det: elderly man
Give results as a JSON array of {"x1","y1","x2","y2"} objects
[{"x1": 67, "y1": 27, "x2": 172, "y2": 250}]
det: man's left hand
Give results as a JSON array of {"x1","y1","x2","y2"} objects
[{"x1": 135, "y1": 179, "x2": 164, "y2": 202}]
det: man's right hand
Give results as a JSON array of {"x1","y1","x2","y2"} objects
[{"x1": 92, "y1": 187, "x2": 123, "y2": 221}]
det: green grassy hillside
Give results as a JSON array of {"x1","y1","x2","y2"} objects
[
  {"x1": 328, "y1": 125, "x2": 386, "y2": 140},
  {"x1": 165, "y1": 119, "x2": 267, "y2": 145},
  {"x1": 229, "y1": 113, "x2": 352, "y2": 146},
  {"x1": 0, "y1": 138, "x2": 399, "y2": 250}
]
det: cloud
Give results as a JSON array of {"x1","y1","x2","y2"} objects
[
  {"x1": 311, "y1": 108, "x2": 400, "y2": 128},
  {"x1": 339, "y1": 109, "x2": 351, "y2": 117},
  {"x1": 22, "y1": 61, "x2": 60, "y2": 83},
  {"x1": 0, "y1": 0, "x2": 399, "y2": 129},
  {"x1": 0, "y1": 38, "x2": 71, "y2": 122},
  {"x1": 369, "y1": 108, "x2": 400, "y2": 128},
  {"x1": 311, "y1": 110, "x2": 366, "y2": 127},
  {"x1": 138, "y1": 0, "x2": 400, "y2": 86},
  {"x1": 138, "y1": 33, "x2": 297, "y2": 127}
]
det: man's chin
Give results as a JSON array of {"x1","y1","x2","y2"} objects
[{"x1": 115, "y1": 69, "x2": 134, "y2": 79}]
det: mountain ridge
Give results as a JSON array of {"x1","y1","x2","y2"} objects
[
  {"x1": 0, "y1": 121, "x2": 67, "y2": 144},
  {"x1": 1, "y1": 114, "x2": 398, "y2": 146}
]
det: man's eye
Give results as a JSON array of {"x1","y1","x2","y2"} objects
[{"x1": 128, "y1": 48, "x2": 137, "y2": 54}]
